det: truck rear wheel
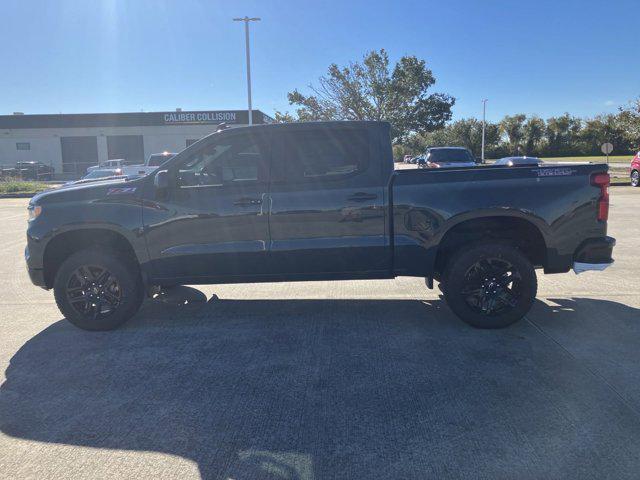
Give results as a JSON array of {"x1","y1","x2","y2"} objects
[
  {"x1": 53, "y1": 248, "x2": 143, "y2": 331},
  {"x1": 442, "y1": 243, "x2": 537, "y2": 329}
]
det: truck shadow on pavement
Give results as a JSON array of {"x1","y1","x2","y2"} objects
[{"x1": 2, "y1": 291, "x2": 640, "y2": 479}]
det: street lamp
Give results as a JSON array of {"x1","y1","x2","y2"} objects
[
  {"x1": 481, "y1": 99, "x2": 488, "y2": 162},
  {"x1": 233, "y1": 16, "x2": 261, "y2": 125}
]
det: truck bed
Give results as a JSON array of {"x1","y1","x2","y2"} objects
[{"x1": 390, "y1": 163, "x2": 609, "y2": 278}]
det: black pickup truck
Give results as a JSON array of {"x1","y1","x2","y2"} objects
[{"x1": 25, "y1": 121, "x2": 615, "y2": 331}]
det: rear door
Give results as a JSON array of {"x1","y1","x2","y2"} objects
[{"x1": 267, "y1": 125, "x2": 388, "y2": 276}]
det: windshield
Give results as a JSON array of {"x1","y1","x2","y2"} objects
[
  {"x1": 428, "y1": 149, "x2": 475, "y2": 163},
  {"x1": 147, "y1": 154, "x2": 175, "y2": 167}
]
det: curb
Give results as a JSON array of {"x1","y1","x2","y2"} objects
[{"x1": 0, "y1": 192, "x2": 38, "y2": 199}]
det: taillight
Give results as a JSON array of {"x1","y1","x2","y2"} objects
[{"x1": 591, "y1": 172, "x2": 610, "y2": 221}]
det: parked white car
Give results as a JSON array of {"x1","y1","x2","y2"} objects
[
  {"x1": 119, "y1": 152, "x2": 176, "y2": 176},
  {"x1": 86, "y1": 159, "x2": 125, "y2": 173},
  {"x1": 85, "y1": 153, "x2": 176, "y2": 177}
]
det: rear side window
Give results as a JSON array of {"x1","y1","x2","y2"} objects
[{"x1": 273, "y1": 128, "x2": 369, "y2": 182}]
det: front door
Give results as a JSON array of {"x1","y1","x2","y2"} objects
[{"x1": 143, "y1": 130, "x2": 271, "y2": 281}]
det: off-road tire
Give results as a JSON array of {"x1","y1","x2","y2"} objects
[
  {"x1": 442, "y1": 243, "x2": 537, "y2": 329},
  {"x1": 53, "y1": 248, "x2": 143, "y2": 331}
]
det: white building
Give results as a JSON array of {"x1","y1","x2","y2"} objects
[{"x1": 0, "y1": 109, "x2": 273, "y2": 179}]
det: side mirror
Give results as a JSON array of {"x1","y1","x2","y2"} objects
[{"x1": 154, "y1": 170, "x2": 169, "y2": 190}]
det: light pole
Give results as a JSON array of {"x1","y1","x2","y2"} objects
[
  {"x1": 481, "y1": 99, "x2": 488, "y2": 162},
  {"x1": 233, "y1": 16, "x2": 261, "y2": 125}
]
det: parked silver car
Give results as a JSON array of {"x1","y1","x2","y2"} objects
[{"x1": 495, "y1": 156, "x2": 544, "y2": 166}]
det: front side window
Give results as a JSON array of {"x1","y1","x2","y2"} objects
[
  {"x1": 176, "y1": 133, "x2": 266, "y2": 188},
  {"x1": 273, "y1": 129, "x2": 369, "y2": 183}
]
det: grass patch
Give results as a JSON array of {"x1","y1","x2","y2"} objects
[
  {"x1": 540, "y1": 155, "x2": 632, "y2": 163},
  {"x1": 611, "y1": 173, "x2": 631, "y2": 184},
  {"x1": 0, "y1": 178, "x2": 51, "y2": 195}
]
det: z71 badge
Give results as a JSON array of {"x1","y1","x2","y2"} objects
[{"x1": 107, "y1": 187, "x2": 137, "y2": 195}]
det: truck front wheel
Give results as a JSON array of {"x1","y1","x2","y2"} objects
[
  {"x1": 442, "y1": 243, "x2": 537, "y2": 329},
  {"x1": 53, "y1": 248, "x2": 143, "y2": 331}
]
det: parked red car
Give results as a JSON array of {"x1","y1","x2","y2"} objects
[{"x1": 631, "y1": 151, "x2": 640, "y2": 187}]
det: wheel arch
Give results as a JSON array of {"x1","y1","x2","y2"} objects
[
  {"x1": 433, "y1": 215, "x2": 548, "y2": 278},
  {"x1": 42, "y1": 228, "x2": 140, "y2": 288}
]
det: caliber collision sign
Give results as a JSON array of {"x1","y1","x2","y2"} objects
[{"x1": 163, "y1": 111, "x2": 238, "y2": 124}]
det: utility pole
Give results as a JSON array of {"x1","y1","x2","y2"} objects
[
  {"x1": 233, "y1": 16, "x2": 261, "y2": 125},
  {"x1": 481, "y1": 99, "x2": 488, "y2": 162}
]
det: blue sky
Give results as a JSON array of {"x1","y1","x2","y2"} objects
[{"x1": 1, "y1": 0, "x2": 638, "y2": 122}]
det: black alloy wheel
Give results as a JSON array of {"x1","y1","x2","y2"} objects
[
  {"x1": 460, "y1": 257, "x2": 521, "y2": 316},
  {"x1": 66, "y1": 265, "x2": 122, "y2": 320},
  {"x1": 54, "y1": 248, "x2": 143, "y2": 331},
  {"x1": 442, "y1": 243, "x2": 537, "y2": 329}
]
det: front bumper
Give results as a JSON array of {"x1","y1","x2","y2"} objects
[
  {"x1": 572, "y1": 236, "x2": 615, "y2": 274},
  {"x1": 27, "y1": 266, "x2": 47, "y2": 288},
  {"x1": 25, "y1": 244, "x2": 48, "y2": 288}
]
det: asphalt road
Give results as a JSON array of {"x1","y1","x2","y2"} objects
[{"x1": 1, "y1": 188, "x2": 639, "y2": 480}]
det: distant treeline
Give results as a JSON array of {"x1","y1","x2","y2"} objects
[
  {"x1": 396, "y1": 109, "x2": 640, "y2": 159},
  {"x1": 273, "y1": 49, "x2": 639, "y2": 160}
]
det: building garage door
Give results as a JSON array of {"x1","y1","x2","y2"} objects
[
  {"x1": 60, "y1": 136, "x2": 98, "y2": 176},
  {"x1": 107, "y1": 135, "x2": 144, "y2": 165}
]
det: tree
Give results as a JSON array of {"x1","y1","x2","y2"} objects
[
  {"x1": 409, "y1": 118, "x2": 501, "y2": 158},
  {"x1": 275, "y1": 49, "x2": 455, "y2": 143},
  {"x1": 577, "y1": 114, "x2": 631, "y2": 155},
  {"x1": 545, "y1": 113, "x2": 582, "y2": 156},
  {"x1": 443, "y1": 118, "x2": 500, "y2": 157},
  {"x1": 448, "y1": 119, "x2": 483, "y2": 153},
  {"x1": 618, "y1": 98, "x2": 640, "y2": 150},
  {"x1": 499, "y1": 114, "x2": 527, "y2": 155},
  {"x1": 273, "y1": 111, "x2": 296, "y2": 123},
  {"x1": 522, "y1": 117, "x2": 545, "y2": 155}
]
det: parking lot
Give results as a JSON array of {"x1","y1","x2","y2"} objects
[{"x1": 0, "y1": 188, "x2": 639, "y2": 479}]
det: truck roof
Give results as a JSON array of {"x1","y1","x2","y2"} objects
[
  {"x1": 223, "y1": 120, "x2": 391, "y2": 132},
  {"x1": 427, "y1": 146, "x2": 470, "y2": 151}
]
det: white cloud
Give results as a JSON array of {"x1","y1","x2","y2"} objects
[{"x1": 604, "y1": 100, "x2": 616, "y2": 106}]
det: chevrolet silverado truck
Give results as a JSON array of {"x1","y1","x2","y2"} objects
[{"x1": 25, "y1": 121, "x2": 615, "y2": 331}]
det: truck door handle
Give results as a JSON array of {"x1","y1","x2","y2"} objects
[
  {"x1": 348, "y1": 192, "x2": 378, "y2": 202},
  {"x1": 234, "y1": 197, "x2": 262, "y2": 206}
]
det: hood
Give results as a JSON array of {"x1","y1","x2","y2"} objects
[{"x1": 30, "y1": 176, "x2": 144, "y2": 205}]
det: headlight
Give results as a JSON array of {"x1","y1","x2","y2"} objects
[{"x1": 28, "y1": 205, "x2": 42, "y2": 221}]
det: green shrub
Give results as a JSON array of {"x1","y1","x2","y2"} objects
[{"x1": 0, "y1": 178, "x2": 50, "y2": 195}]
